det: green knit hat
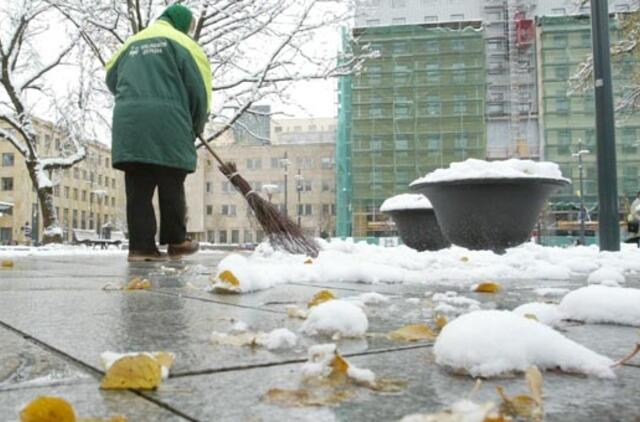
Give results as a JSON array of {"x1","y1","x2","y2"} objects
[{"x1": 159, "y1": 4, "x2": 193, "y2": 34}]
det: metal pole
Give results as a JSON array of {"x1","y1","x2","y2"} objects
[
  {"x1": 283, "y1": 151, "x2": 288, "y2": 217},
  {"x1": 590, "y1": 0, "x2": 620, "y2": 251},
  {"x1": 297, "y1": 169, "x2": 302, "y2": 226},
  {"x1": 578, "y1": 150, "x2": 586, "y2": 246}
]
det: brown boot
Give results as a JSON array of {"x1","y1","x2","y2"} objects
[
  {"x1": 168, "y1": 239, "x2": 199, "y2": 257},
  {"x1": 128, "y1": 249, "x2": 168, "y2": 262}
]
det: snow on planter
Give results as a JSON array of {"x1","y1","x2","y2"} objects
[
  {"x1": 559, "y1": 285, "x2": 640, "y2": 327},
  {"x1": 512, "y1": 302, "x2": 566, "y2": 327},
  {"x1": 302, "y1": 300, "x2": 369, "y2": 338},
  {"x1": 379, "y1": 193, "x2": 432, "y2": 212},
  {"x1": 434, "y1": 310, "x2": 615, "y2": 378},
  {"x1": 410, "y1": 158, "x2": 569, "y2": 185}
]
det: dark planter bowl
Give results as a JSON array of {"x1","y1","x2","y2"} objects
[
  {"x1": 410, "y1": 177, "x2": 569, "y2": 252},
  {"x1": 384, "y1": 208, "x2": 451, "y2": 252}
]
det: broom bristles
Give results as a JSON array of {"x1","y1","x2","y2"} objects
[{"x1": 220, "y1": 162, "x2": 320, "y2": 257}]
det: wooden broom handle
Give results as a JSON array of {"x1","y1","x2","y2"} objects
[{"x1": 197, "y1": 135, "x2": 228, "y2": 171}]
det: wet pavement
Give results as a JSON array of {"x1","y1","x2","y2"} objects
[{"x1": 0, "y1": 251, "x2": 638, "y2": 421}]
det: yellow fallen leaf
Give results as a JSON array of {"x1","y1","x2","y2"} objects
[
  {"x1": 307, "y1": 290, "x2": 336, "y2": 308},
  {"x1": 218, "y1": 270, "x2": 240, "y2": 287},
  {"x1": 526, "y1": 366, "x2": 543, "y2": 404},
  {"x1": 434, "y1": 314, "x2": 448, "y2": 331},
  {"x1": 153, "y1": 352, "x2": 175, "y2": 371},
  {"x1": 1, "y1": 259, "x2": 14, "y2": 268},
  {"x1": 328, "y1": 354, "x2": 350, "y2": 384},
  {"x1": 20, "y1": 396, "x2": 76, "y2": 422},
  {"x1": 460, "y1": 256, "x2": 469, "y2": 262},
  {"x1": 286, "y1": 305, "x2": 308, "y2": 319},
  {"x1": 474, "y1": 281, "x2": 502, "y2": 293},
  {"x1": 100, "y1": 355, "x2": 162, "y2": 390},
  {"x1": 388, "y1": 324, "x2": 436, "y2": 341},
  {"x1": 125, "y1": 278, "x2": 151, "y2": 290},
  {"x1": 304, "y1": 258, "x2": 313, "y2": 264},
  {"x1": 524, "y1": 313, "x2": 539, "y2": 321},
  {"x1": 263, "y1": 388, "x2": 353, "y2": 407},
  {"x1": 211, "y1": 332, "x2": 259, "y2": 347}
]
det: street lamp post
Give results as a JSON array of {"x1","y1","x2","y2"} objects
[
  {"x1": 279, "y1": 153, "x2": 290, "y2": 217},
  {"x1": 295, "y1": 171, "x2": 304, "y2": 226},
  {"x1": 572, "y1": 139, "x2": 590, "y2": 246}
]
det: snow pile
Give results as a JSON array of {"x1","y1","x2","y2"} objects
[
  {"x1": 255, "y1": 328, "x2": 298, "y2": 350},
  {"x1": 346, "y1": 292, "x2": 390, "y2": 306},
  {"x1": 206, "y1": 239, "x2": 640, "y2": 294},
  {"x1": 301, "y1": 344, "x2": 375, "y2": 384},
  {"x1": 302, "y1": 300, "x2": 368, "y2": 338},
  {"x1": 379, "y1": 193, "x2": 432, "y2": 212},
  {"x1": 559, "y1": 286, "x2": 640, "y2": 327},
  {"x1": 432, "y1": 291, "x2": 481, "y2": 315},
  {"x1": 535, "y1": 287, "x2": 570, "y2": 297},
  {"x1": 587, "y1": 266, "x2": 625, "y2": 286},
  {"x1": 512, "y1": 302, "x2": 566, "y2": 327},
  {"x1": 411, "y1": 158, "x2": 569, "y2": 185},
  {"x1": 434, "y1": 310, "x2": 615, "y2": 378}
]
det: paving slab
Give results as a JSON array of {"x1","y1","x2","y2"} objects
[
  {"x1": 143, "y1": 347, "x2": 640, "y2": 422},
  {"x1": 0, "y1": 326, "x2": 89, "y2": 391},
  {"x1": 0, "y1": 289, "x2": 431, "y2": 378},
  {"x1": 0, "y1": 380, "x2": 188, "y2": 421},
  {"x1": 563, "y1": 323, "x2": 640, "y2": 366}
]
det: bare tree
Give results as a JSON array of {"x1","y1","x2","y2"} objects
[
  {"x1": 0, "y1": 0, "x2": 88, "y2": 243},
  {"x1": 569, "y1": 8, "x2": 640, "y2": 114},
  {"x1": 50, "y1": 0, "x2": 369, "y2": 144}
]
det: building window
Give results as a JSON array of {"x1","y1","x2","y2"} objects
[
  {"x1": 222, "y1": 204, "x2": 237, "y2": 216},
  {"x1": 556, "y1": 96, "x2": 569, "y2": 114},
  {"x1": 246, "y1": 158, "x2": 262, "y2": 170},
  {"x1": 366, "y1": 18, "x2": 381, "y2": 26},
  {"x1": 296, "y1": 157, "x2": 315, "y2": 169},
  {"x1": 391, "y1": 0, "x2": 406, "y2": 8},
  {"x1": 455, "y1": 134, "x2": 468, "y2": 150},
  {"x1": 551, "y1": 8, "x2": 566, "y2": 15},
  {"x1": 371, "y1": 136, "x2": 383, "y2": 151},
  {"x1": 426, "y1": 95, "x2": 441, "y2": 116},
  {"x1": 206, "y1": 205, "x2": 213, "y2": 215},
  {"x1": 111, "y1": 178, "x2": 116, "y2": 189},
  {"x1": 271, "y1": 157, "x2": 280, "y2": 169},
  {"x1": 451, "y1": 39, "x2": 464, "y2": 51},
  {"x1": 424, "y1": 16, "x2": 438, "y2": 23},
  {"x1": 426, "y1": 63, "x2": 440, "y2": 83},
  {"x1": 274, "y1": 126, "x2": 283, "y2": 133},
  {"x1": 82, "y1": 190, "x2": 87, "y2": 201},
  {"x1": 558, "y1": 130, "x2": 571, "y2": 154},
  {"x1": 298, "y1": 204, "x2": 313, "y2": 216},
  {"x1": 427, "y1": 135, "x2": 442, "y2": 152},
  {"x1": 426, "y1": 40, "x2": 439, "y2": 53},
  {"x1": 450, "y1": 14, "x2": 465, "y2": 21},
  {"x1": 1, "y1": 177, "x2": 13, "y2": 191},
  {"x1": 395, "y1": 135, "x2": 410, "y2": 151},
  {"x1": 392, "y1": 17, "x2": 406, "y2": 25},
  {"x1": 453, "y1": 95, "x2": 467, "y2": 114},
  {"x1": 231, "y1": 229, "x2": 240, "y2": 244},
  {"x1": 111, "y1": 197, "x2": 115, "y2": 207},
  {"x1": 553, "y1": 34, "x2": 568, "y2": 48},
  {"x1": 321, "y1": 157, "x2": 334, "y2": 169},
  {"x1": 322, "y1": 180, "x2": 334, "y2": 192},
  {"x1": 452, "y1": 62, "x2": 466, "y2": 82},
  {"x1": 244, "y1": 230, "x2": 253, "y2": 243},
  {"x1": 218, "y1": 230, "x2": 227, "y2": 244},
  {"x1": 2, "y1": 153, "x2": 14, "y2": 167},
  {"x1": 222, "y1": 181, "x2": 231, "y2": 193}
]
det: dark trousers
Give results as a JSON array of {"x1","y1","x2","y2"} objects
[{"x1": 123, "y1": 163, "x2": 187, "y2": 251}]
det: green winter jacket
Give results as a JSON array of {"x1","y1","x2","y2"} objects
[{"x1": 106, "y1": 20, "x2": 211, "y2": 173}]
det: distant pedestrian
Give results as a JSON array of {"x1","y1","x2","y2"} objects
[
  {"x1": 105, "y1": 4, "x2": 212, "y2": 262},
  {"x1": 628, "y1": 191, "x2": 640, "y2": 240}
]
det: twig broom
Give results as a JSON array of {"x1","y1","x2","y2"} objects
[{"x1": 198, "y1": 136, "x2": 319, "y2": 257}]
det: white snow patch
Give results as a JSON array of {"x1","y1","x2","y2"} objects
[
  {"x1": 559, "y1": 285, "x2": 640, "y2": 327},
  {"x1": 411, "y1": 158, "x2": 569, "y2": 185},
  {"x1": 302, "y1": 300, "x2": 368, "y2": 338},
  {"x1": 434, "y1": 310, "x2": 615, "y2": 378},
  {"x1": 406, "y1": 297, "x2": 421, "y2": 304},
  {"x1": 230, "y1": 321, "x2": 249, "y2": 333},
  {"x1": 432, "y1": 291, "x2": 481, "y2": 315},
  {"x1": 513, "y1": 302, "x2": 566, "y2": 327},
  {"x1": 301, "y1": 343, "x2": 375, "y2": 384},
  {"x1": 380, "y1": 193, "x2": 432, "y2": 212},
  {"x1": 255, "y1": 328, "x2": 298, "y2": 350},
  {"x1": 587, "y1": 266, "x2": 625, "y2": 285},
  {"x1": 535, "y1": 287, "x2": 570, "y2": 297},
  {"x1": 352, "y1": 292, "x2": 390, "y2": 305}
]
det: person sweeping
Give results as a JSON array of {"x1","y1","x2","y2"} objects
[{"x1": 105, "y1": 4, "x2": 212, "y2": 262}]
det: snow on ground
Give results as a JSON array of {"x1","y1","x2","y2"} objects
[
  {"x1": 0, "y1": 244, "x2": 127, "y2": 257},
  {"x1": 535, "y1": 287, "x2": 570, "y2": 297},
  {"x1": 432, "y1": 291, "x2": 481, "y2": 315},
  {"x1": 379, "y1": 193, "x2": 432, "y2": 212},
  {"x1": 512, "y1": 302, "x2": 567, "y2": 327},
  {"x1": 587, "y1": 266, "x2": 625, "y2": 285},
  {"x1": 434, "y1": 310, "x2": 615, "y2": 378},
  {"x1": 210, "y1": 240, "x2": 640, "y2": 294},
  {"x1": 301, "y1": 300, "x2": 369, "y2": 338},
  {"x1": 410, "y1": 158, "x2": 569, "y2": 185},
  {"x1": 559, "y1": 285, "x2": 640, "y2": 327}
]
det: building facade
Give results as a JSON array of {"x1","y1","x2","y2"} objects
[
  {"x1": 337, "y1": 0, "x2": 640, "y2": 237},
  {"x1": 185, "y1": 118, "x2": 337, "y2": 243},
  {"x1": 0, "y1": 119, "x2": 126, "y2": 245}
]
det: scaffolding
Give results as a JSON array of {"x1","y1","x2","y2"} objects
[
  {"x1": 539, "y1": 13, "x2": 640, "y2": 209},
  {"x1": 337, "y1": 23, "x2": 488, "y2": 237}
]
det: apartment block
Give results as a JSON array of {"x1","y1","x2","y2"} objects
[{"x1": 0, "y1": 119, "x2": 126, "y2": 244}]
